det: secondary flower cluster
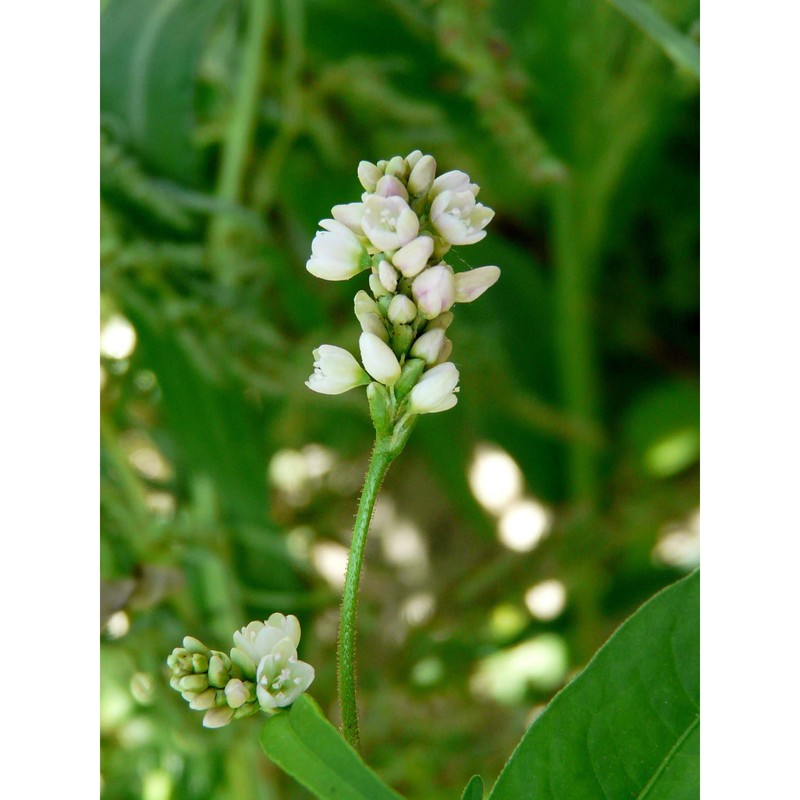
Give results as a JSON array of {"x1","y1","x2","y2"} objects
[
  {"x1": 306, "y1": 151, "x2": 500, "y2": 421},
  {"x1": 167, "y1": 614, "x2": 314, "y2": 728}
]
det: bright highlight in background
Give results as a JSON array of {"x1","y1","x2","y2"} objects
[
  {"x1": 498, "y1": 498, "x2": 552, "y2": 552},
  {"x1": 525, "y1": 579, "x2": 567, "y2": 620},
  {"x1": 468, "y1": 443, "x2": 524, "y2": 514},
  {"x1": 100, "y1": 314, "x2": 137, "y2": 360}
]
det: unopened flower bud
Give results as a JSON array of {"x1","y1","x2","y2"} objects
[
  {"x1": 435, "y1": 336, "x2": 453, "y2": 365},
  {"x1": 412, "y1": 264, "x2": 456, "y2": 319},
  {"x1": 393, "y1": 236, "x2": 434, "y2": 278},
  {"x1": 384, "y1": 155, "x2": 408, "y2": 179},
  {"x1": 191, "y1": 653, "x2": 209, "y2": 673},
  {"x1": 426, "y1": 311, "x2": 454, "y2": 330},
  {"x1": 230, "y1": 647, "x2": 256, "y2": 680},
  {"x1": 390, "y1": 324, "x2": 414, "y2": 357},
  {"x1": 179, "y1": 673, "x2": 209, "y2": 693},
  {"x1": 355, "y1": 290, "x2": 388, "y2": 341},
  {"x1": 375, "y1": 174, "x2": 409, "y2": 201},
  {"x1": 369, "y1": 273, "x2": 389, "y2": 297},
  {"x1": 454, "y1": 266, "x2": 501, "y2": 303},
  {"x1": 378, "y1": 260, "x2": 398, "y2": 293},
  {"x1": 408, "y1": 362, "x2": 460, "y2": 415},
  {"x1": 234, "y1": 703, "x2": 259, "y2": 720},
  {"x1": 208, "y1": 655, "x2": 230, "y2": 689},
  {"x1": 358, "y1": 161, "x2": 382, "y2": 192},
  {"x1": 189, "y1": 688, "x2": 218, "y2": 710},
  {"x1": 410, "y1": 328, "x2": 445, "y2": 365},
  {"x1": 224, "y1": 679, "x2": 249, "y2": 709},
  {"x1": 183, "y1": 636, "x2": 210, "y2": 656},
  {"x1": 387, "y1": 295, "x2": 417, "y2": 324},
  {"x1": 359, "y1": 332, "x2": 402, "y2": 386},
  {"x1": 406, "y1": 149, "x2": 423, "y2": 168},
  {"x1": 203, "y1": 706, "x2": 235, "y2": 729},
  {"x1": 408, "y1": 155, "x2": 436, "y2": 196}
]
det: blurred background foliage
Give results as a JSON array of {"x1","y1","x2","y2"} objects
[{"x1": 99, "y1": 0, "x2": 699, "y2": 797}]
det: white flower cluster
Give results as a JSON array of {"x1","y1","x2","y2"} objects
[
  {"x1": 305, "y1": 151, "x2": 500, "y2": 418},
  {"x1": 167, "y1": 613, "x2": 315, "y2": 729}
]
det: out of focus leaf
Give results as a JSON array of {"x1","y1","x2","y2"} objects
[
  {"x1": 259, "y1": 695, "x2": 405, "y2": 800},
  {"x1": 604, "y1": 0, "x2": 700, "y2": 77},
  {"x1": 101, "y1": 0, "x2": 227, "y2": 184},
  {"x1": 461, "y1": 775, "x2": 484, "y2": 800},
  {"x1": 489, "y1": 570, "x2": 699, "y2": 799}
]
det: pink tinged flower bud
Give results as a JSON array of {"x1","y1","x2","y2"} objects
[
  {"x1": 430, "y1": 170, "x2": 479, "y2": 199},
  {"x1": 378, "y1": 260, "x2": 398, "y2": 292},
  {"x1": 359, "y1": 332, "x2": 402, "y2": 385},
  {"x1": 408, "y1": 362, "x2": 460, "y2": 415},
  {"x1": 358, "y1": 160, "x2": 382, "y2": 192},
  {"x1": 331, "y1": 202, "x2": 366, "y2": 234},
  {"x1": 306, "y1": 345, "x2": 370, "y2": 395},
  {"x1": 203, "y1": 705, "x2": 235, "y2": 729},
  {"x1": 375, "y1": 174, "x2": 409, "y2": 201},
  {"x1": 361, "y1": 195, "x2": 420, "y2": 252},
  {"x1": 408, "y1": 155, "x2": 437, "y2": 196},
  {"x1": 306, "y1": 220, "x2": 368, "y2": 281},
  {"x1": 431, "y1": 190, "x2": 494, "y2": 246},
  {"x1": 388, "y1": 294, "x2": 417, "y2": 324},
  {"x1": 454, "y1": 265, "x2": 501, "y2": 303},
  {"x1": 410, "y1": 328, "x2": 445, "y2": 365},
  {"x1": 412, "y1": 264, "x2": 456, "y2": 319},
  {"x1": 392, "y1": 235, "x2": 434, "y2": 278},
  {"x1": 406, "y1": 149, "x2": 423, "y2": 168},
  {"x1": 224, "y1": 679, "x2": 249, "y2": 709}
]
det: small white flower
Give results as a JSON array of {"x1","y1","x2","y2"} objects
[
  {"x1": 429, "y1": 170, "x2": 479, "y2": 199},
  {"x1": 378, "y1": 259, "x2": 399, "y2": 293},
  {"x1": 361, "y1": 195, "x2": 419, "y2": 252},
  {"x1": 430, "y1": 190, "x2": 494, "y2": 246},
  {"x1": 454, "y1": 266, "x2": 501, "y2": 303},
  {"x1": 408, "y1": 362, "x2": 460, "y2": 414},
  {"x1": 412, "y1": 264, "x2": 457, "y2": 319},
  {"x1": 306, "y1": 220, "x2": 368, "y2": 281},
  {"x1": 306, "y1": 346, "x2": 370, "y2": 395},
  {"x1": 359, "y1": 332, "x2": 402, "y2": 386},
  {"x1": 410, "y1": 328, "x2": 445, "y2": 365},
  {"x1": 224, "y1": 679, "x2": 249, "y2": 709},
  {"x1": 358, "y1": 160, "x2": 382, "y2": 192},
  {"x1": 392, "y1": 235, "x2": 434, "y2": 278},
  {"x1": 232, "y1": 616, "x2": 302, "y2": 667},
  {"x1": 387, "y1": 295, "x2": 417, "y2": 324},
  {"x1": 408, "y1": 155, "x2": 437, "y2": 196},
  {"x1": 256, "y1": 638, "x2": 315, "y2": 712},
  {"x1": 331, "y1": 203, "x2": 366, "y2": 234},
  {"x1": 374, "y1": 174, "x2": 409, "y2": 201}
]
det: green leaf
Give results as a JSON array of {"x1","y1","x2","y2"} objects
[
  {"x1": 462, "y1": 775, "x2": 485, "y2": 800},
  {"x1": 604, "y1": 0, "x2": 700, "y2": 78},
  {"x1": 101, "y1": 0, "x2": 227, "y2": 185},
  {"x1": 489, "y1": 570, "x2": 699, "y2": 800},
  {"x1": 259, "y1": 695, "x2": 405, "y2": 800}
]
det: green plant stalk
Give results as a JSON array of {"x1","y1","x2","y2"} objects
[{"x1": 337, "y1": 420, "x2": 415, "y2": 753}]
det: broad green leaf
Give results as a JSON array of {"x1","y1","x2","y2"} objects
[
  {"x1": 101, "y1": 0, "x2": 227, "y2": 185},
  {"x1": 462, "y1": 775, "x2": 485, "y2": 800},
  {"x1": 604, "y1": 0, "x2": 699, "y2": 78},
  {"x1": 259, "y1": 695, "x2": 405, "y2": 800},
  {"x1": 489, "y1": 570, "x2": 699, "y2": 800}
]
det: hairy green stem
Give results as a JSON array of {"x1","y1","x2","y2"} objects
[{"x1": 337, "y1": 442, "x2": 395, "y2": 753}]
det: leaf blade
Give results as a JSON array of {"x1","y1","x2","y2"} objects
[
  {"x1": 259, "y1": 695, "x2": 405, "y2": 800},
  {"x1": 489, "y1": 571, "x2": 699, "y2": 800}
]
